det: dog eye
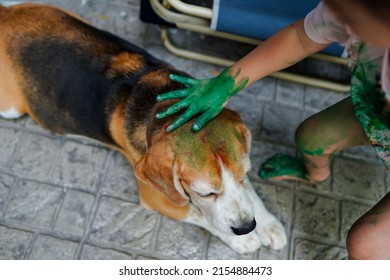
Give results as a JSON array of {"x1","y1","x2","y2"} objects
[{"x1": 196, "y1": 192, "x2": 217, "y2": 198}]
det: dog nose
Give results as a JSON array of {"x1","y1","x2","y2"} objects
[{"x1": 231, "y1": 219, "x2": 256, "y2": 235}]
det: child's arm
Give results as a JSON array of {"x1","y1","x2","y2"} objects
[
  {"x1": 157, "y1": 19, "x2": 329, "y2": 132},
  {"x1": 229, "y1": 19, "x2": 328, "y2": 88}
]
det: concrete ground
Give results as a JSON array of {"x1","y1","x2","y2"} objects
[{"x1": 0, "y1": 0, "x2": 388, "y2": 260}]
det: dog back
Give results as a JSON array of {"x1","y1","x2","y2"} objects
[{"x1": 1, "y1": 4, "x2": 187, "y2": 146}]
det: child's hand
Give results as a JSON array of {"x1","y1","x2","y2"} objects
[{"x1": 156, "y1": 67, "x2": 248, "y2": 132}]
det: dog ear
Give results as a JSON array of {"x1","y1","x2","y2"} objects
[
  {"x1": 224, "y1": 109, "x2": 252, "y2": 154},
  {"x1": 239, "y1": 124, "x2": 252, "y2": 154},
  {"x1": 134, "y1": 142, "x2": 189, "y2": 206},
  {"x1": 237, "y1": 124, "x2": 252, "y2": 172}
]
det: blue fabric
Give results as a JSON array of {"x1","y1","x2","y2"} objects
[{"x1": 212, "y1": 0, "x2": 344, "y2": 56}]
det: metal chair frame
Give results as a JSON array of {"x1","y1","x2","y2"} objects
[{"x1": 149, "y1": 0, "x2": 350, "y2": 92}]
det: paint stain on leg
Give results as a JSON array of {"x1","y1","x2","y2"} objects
[
  {"x1": 0, "y1": 107, "x2": 23, "y2": 119},
  {"x1": 259, "y1": 154, "x2": 309, "y2": 182}
]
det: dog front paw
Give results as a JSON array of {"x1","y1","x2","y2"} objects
[
  {"x1": 217, "y1": 231, "x2": 263, "y2": 254},
  {"x1": 256, "y1": 216, "x2": 287, "y2": 250}
]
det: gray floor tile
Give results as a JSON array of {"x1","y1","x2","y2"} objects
[
  {"x1": 293, "y1": 238, "x2": 347, "y2": 260},
  {"x1": 101, "y1": 152, "x2": 138, "y2": 201},
  {"x1": 294, "y1": 191, "x2": 339, "y2": 243},
  {"x1": 51, "y1": 141, "x2": 109, "y2": 192},
  {"x1": 0, "y1": 226, "x2": 33, "y2": 260},
  {"x1": 80, "y1": 244, "x2": 133, "y2": 260},
  {"x1": 54, "y1": 190, "x2": 95, "y2": 236},
  {"x1": 89, "y1": 197, "x2": 157, "y2": 252},
  {"x1": 5, "y1": 180, "x2": 63, "y2": 229},
  {"x1": 29, "y1": 235, "x2": 78, "y2": 259},
  {"x1": 0, "y1": 173, "x2": 14, "y2": 217},
  {"x1": 332, "y1": 157, "x2": 386, "y2": 202},
  {"x1": 155, "y1": 216, "x2": 207, "y2": 260},
  {"x1": 11, "y1": 133, "x2": 62, "y2": 181}
]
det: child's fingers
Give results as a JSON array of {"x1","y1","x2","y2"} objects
[
  {"x1": 192, "y1": 108, "x2": 223, "y2": 132},
  {"x1": 165, "y1": 108, "x2": 198, "y2": 132},
  {"x1": 156, "y1": 89, "x2": 189, "y2": 101},
  {"x1": 169, "y1": 74, "x2": 198, "y2": 87},
  {"x1": 155, "y1": 99, "x2": 190, "y2": 119}
]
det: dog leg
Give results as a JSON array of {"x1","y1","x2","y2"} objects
[
  {"x1": 0, "y1": 107, "x2": 24, "y2": 119},
  {"x1": 243, "y1": 179, "x2": 287, "y2": 250},
  {"x1": 0, "y1": 88, "x2": 25, "y2": 119},
  {"x1": 0, "y1": 48, "x2": 27, "y2": 119}
]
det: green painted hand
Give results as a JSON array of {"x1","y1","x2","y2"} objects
[{"x1": 156, "y1": 67, "x2": 248, "y2": 132}]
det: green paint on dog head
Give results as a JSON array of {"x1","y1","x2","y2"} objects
[{"x1": 172, "y1": 110, "x2": 244, "y2": 168}]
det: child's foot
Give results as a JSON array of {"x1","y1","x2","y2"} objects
[{"x1": 259, "y1": 154, "x2": 309, "y2": 182}]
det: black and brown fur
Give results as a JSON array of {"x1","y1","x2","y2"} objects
[{"x1": 0, "y1": 3, "x2": 189, "y2": 145}]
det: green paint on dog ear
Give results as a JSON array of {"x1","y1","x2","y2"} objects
[{"x1": 259, "y1": 154, "x2": 308, "y2": 180}]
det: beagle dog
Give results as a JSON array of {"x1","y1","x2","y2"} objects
[{"x1": 0, "y1": 3, "x2": 287, "y2": 253}]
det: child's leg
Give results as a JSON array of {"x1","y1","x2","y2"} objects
[
  {"x1": 347, "y1": 192, "x2": 390, "y2": 259},
  {"x1": 260, "y1": 97, "x2": 371, "y2": 182}
]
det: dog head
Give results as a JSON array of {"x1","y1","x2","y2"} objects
[{"x1": 135, "y1": 109, "x2": 257, "y2": 235}]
